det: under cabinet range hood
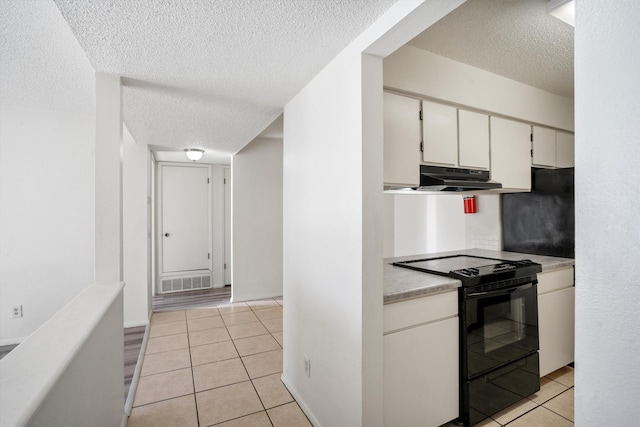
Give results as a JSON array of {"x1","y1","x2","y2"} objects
[{"x1": 417, "y1": 165, "x2": 502, "y2": 191}]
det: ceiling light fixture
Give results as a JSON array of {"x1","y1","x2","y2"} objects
[
  {"x1": 184, "y1": 148, "x2": 204, "y2": 162},
  {"x1": 548, "y1": 0, "x2": 575, "y2": 27}
]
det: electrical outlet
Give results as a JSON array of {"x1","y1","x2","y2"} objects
[
  {"x1": 304, "y1": 355, "x2": 311, "y2": 378},
  {"x1": 11, "y1": 305, "x2": 23, "y2": 318}
]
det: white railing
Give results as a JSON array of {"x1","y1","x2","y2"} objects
[{"x1": 0, "y1": 283, "x2": 126, "y2": 427}]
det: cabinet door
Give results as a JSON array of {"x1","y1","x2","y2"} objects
[
  {"x1": 458, "y1": 109, "x2": 490, "y2": 170},
  {"x1": 490, "y1": 117, "x2": 532, "y2": 191},
  {"x1": 384, "y1": 317, "x2": 459, "y2": 427},
  {"x1": 422, "y1": 100, "x2": 458, "y2": 166},
  {"x1": 556, "y1": 132, "x2": 575, "y2": 168},
  {"x1": 538, "y1": 287, "x2": 575, "y2": 377},
  {"x1": 532, "y1": 126, "x2": 556, "y2": 167},
  {"x1": 384, "y1": 92, "x2": 421, "y2": 187}
]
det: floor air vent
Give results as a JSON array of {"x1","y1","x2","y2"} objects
[{"x1": 160, "y1": 275, "x2": 212, "y2": 294}]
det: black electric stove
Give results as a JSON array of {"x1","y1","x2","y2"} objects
[
  {"x1": 393, "y1": 254, "x2": 543, "y2": 426},
  {"x1": 392, "y1": 255, "x2": 541, "y2": 287}
]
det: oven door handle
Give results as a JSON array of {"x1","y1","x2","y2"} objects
[{"x1": 466, "y1": 282, "x2": 535, "y2": 298}]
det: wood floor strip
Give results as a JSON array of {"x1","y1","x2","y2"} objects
[
  {"x1": 152, "y1": 286, "x2": 232, "y2": 312},
  {"x1": 124, "y1": 326, "x2": 146, "y2": 399},
  {"x1": 0, "y1": 344, "x2": 18, "y2": 361}
]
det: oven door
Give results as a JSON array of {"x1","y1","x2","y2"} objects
[{"x1": 461, "y1": 282, "x2": 539, "y2": 379}]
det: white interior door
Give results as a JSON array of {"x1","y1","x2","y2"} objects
[
  {"x1": 224, "y1": 167, "x2": 231, "y2": 285},
  {"x1": 161, "y1": 165, "x2": 210, "y2": 273}
]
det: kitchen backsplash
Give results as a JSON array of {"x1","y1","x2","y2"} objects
[
  {"x1": 465, "y1": 195, "x2": 502, "y2": 251},
  {"x1": 470, "y1": 233, "x2": 500, "y2": 251},
  {"x1": 384, "y1": 194, "x2": 503, "y2": 258}
]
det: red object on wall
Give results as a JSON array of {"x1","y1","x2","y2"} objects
[{"x1": 463, "y1": 196, "x2": 477, "y2": 214}]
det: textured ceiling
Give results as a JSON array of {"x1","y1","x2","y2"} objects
[
  {"x1": 2, "y1": 0, "x2": 574, "y2": 162},
  {"x1": 51, "y1": 0, "x2": 397, "y2": 157},
  {"x1": 0, "y1": 1, "x2": 95, "y2": 114},
  {"x1": 409, "y1": 0, "x2": 574, "y2": 98}
]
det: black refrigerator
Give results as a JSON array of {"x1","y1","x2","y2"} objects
[{"x1": 502, "y1": 168, "x2": 575, "y2": 258}]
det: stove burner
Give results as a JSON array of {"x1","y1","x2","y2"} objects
[{"x1": 392, "y1": 255, "x2": 541, "y2": 287}]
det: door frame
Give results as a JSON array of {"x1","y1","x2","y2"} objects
[
  {"x1": 223, "y1": 166, "x2": 231, "y2": 286},
  {"x1": 156, "y1": 161, "x2": 213, "y2": 294}
]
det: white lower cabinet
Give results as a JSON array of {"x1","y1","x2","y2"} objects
[
  {"x1": 537, "y1": 268, "x2": 575, "y2": 377},
  {"x1": 384, "y1": 292, "x2": 459, "y2": 427}
]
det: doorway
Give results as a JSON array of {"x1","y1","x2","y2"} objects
[{"x1": 156, "y1": 163, "x2": 212, "y2": 294}]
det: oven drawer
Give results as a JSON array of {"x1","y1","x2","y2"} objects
[
  {"x1": 384, "y1": 290, "x2": 458, "y2": 334},
  {"x1": 463, "y1": 352, "x2": 540, "y2": 427}
]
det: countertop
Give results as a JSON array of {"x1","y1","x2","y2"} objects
[{"x1": 384, "y1": 248, "x2": 574, "y2": 304}]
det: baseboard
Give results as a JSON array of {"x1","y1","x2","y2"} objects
[
  {"x1": 0, "y1": 336, "x2": 25, "y2": 346},
  {"x1": 124, "y1": 323, "x2": 150, "y2": 416},
  {"x1": 280, "y1": 373, "x2": 320, "y2": 427},
  {"x1": 124, "y1": 319, "x2": 149, "y2": 328}
]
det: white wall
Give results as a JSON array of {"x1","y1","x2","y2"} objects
[
  {"x1": 384, "y1": 194, "x2": 466, "y2": 257},
  {"x1": 383, "y1": 194, "x2": 396, "y2": 258},
  {"x1": 0, "y1": 105, "x2": 95, "y2": 344},
  {"x1": 575, "y1": 1, "x2": 640, "y2": 424},
  {"x1": 231, "y1": 137, "x2": 283, "y2": 301},
  {"x1": 282, "y1": 2, "x2": 463, "y2": 425},
  {"x1": 284, "y1": 47, "x2": 368, "y2": 427},
  {"x1": 384, "y1": 45, "x2": 574, "y2": 131},
  {"x1": 123, "y1": 124, "x2": 150, "y2": 326}
]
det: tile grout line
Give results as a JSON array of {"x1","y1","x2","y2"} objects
[
  {"x1": 220, "y1": 300, "x2": 275, "y2": 426},
  {"x1": 498, "y1": 382, "x2": 575, "y2": 426},
  {"x1": 244, "y1": 298, "x2": 284, "y2": 425},
  {"x1": 137, "y1": 297, "x2": 288, "y2": 425},
  {"x1": 250, "y1": 298, "x2": 304, "y2": 426},
  {"x1": 250, "y1": 298, "x2": 288, "y2": 427},
  {"x1": 539, "y1": 387, "x2": 574, "y2": 424},
  {"x1": 182, "y1": 310, "x2": 202, "y2": 427},
  {"x1": 131, "y1": 313, "x2": 196, "y2": 412}
]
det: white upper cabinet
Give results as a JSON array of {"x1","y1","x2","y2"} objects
[
  {"x1": 383, "y1": 89, "x2": 573, "y2": 193},
  {"x1": 490, "y1": 117, "x2": 532, "y2": 191},
  {"x1": 422, "y1": 100, "x2": 457, "y2": 166},
  {"x1": 532, "y1": 126, "x2": 575, "y2": 168},
  {"x1": 556, "y1": 131, "x2": 575, "y2": 168},
  {"x1": 384, "y1": 92, "x2": 421, "y2": 188},
  {"x1": 532, "y1": 126, "x2": 557, "y2": 167},
  {"x1": 458, "y1": 109, "x2": 490, "y2": 170}
]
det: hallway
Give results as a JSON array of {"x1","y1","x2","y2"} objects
[{"x1": 127, "y1": 297, "x2": 311, "y2": 427}]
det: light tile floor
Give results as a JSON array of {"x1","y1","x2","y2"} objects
[
  {"x1": 129, "y1": 295, "x2": 574, "y2": 427},
  {"x1": 441, "y1": 365, "x2": 575, "y2": 427},
  {"x1": 128, "y1": 297, "x2": 312, "y2": 427}
]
